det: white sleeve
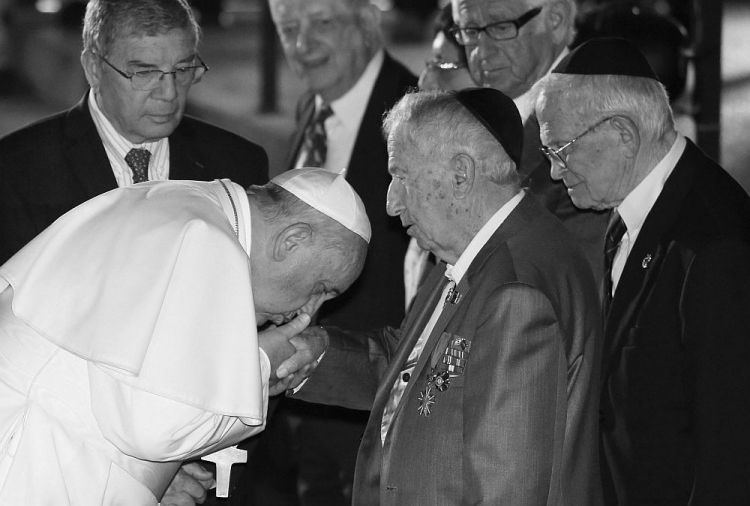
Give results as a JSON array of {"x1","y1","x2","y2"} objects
[{"x1": 88, "y1": 350, "x2": 271, "y2": 462}]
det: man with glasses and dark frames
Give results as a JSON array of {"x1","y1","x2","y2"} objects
[
  {"x1": 451, "y1": 0, "x2": 610, "y2": 287},
  {"x1": 534, "y1": 37, "x2": 750, "y2": 506},
  {"x1": 0, "y1": 0, "x2": 269, "y2": 267}
]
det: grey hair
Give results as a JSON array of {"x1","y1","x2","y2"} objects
[
  {"x1": 250, "y1": 183, "x2": 367, "y2": 257},
  {"x1": 534, "y1": 72, "x2": 675, "y2": 142},
  {"x1": 382, "y1": 90, "x2": 520, "y2": 187},
  {"x1": 82, "y1": 0, "x2": 201, "y2": 56}
]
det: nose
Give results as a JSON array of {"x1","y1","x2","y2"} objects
[
  {"x1": 386, "y1": 179, "x2": 404, "y2": 217},
  {"x1": 295, "y1": 23, "x2": 315, "y2": 53},
  {"x1": 151, "y1": 73, "x2": 178, "y2": 100},
  {"x1": 550, "y1": 160, "x2": 565, "y2": 180}
]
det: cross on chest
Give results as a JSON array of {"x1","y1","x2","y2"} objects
[{"x1": 201, "y1": 445, "x2": 247, "y2": 498}]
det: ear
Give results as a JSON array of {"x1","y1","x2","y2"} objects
[
  {"x1": 545, "y1": 0, "x2": 574, "y2": 46},
  {"x1": 81, "y1": 50, "x2": 102, "y2": 93},
  {"x1": 451, "y1": 152, "x2": 476, "y2": 199},
  {"x1": 273, "y1": 223, "x2": 314, "y2": 261},
  {"x1": 610, "y1": 115, "x2": 640, "y2": 159},
  {"x1": 362, "y1": 2, "x2": 382, "y2": 31}
]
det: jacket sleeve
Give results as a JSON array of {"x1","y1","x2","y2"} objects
[{"x1": 290, "y1": 325, "x2": 400, "y2": 411}]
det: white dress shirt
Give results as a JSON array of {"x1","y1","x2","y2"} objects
[
  {"x1": 611, "y1": 134, "x2": 686, "y2": 294},
  {"x1": 88, "y1": 91, "x2": 169, "y2": 186}
]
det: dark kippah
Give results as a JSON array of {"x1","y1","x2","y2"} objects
[
  {"x1": 552, "y1": 37, "x2": 659, "y2": 80},
  {"x1": 451, "y1": 87, "x2": 524, "y2": 167}
]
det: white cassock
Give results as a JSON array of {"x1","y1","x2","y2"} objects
[{"x1": 0, "y1": 180, "x2": 268, "y2": 505}]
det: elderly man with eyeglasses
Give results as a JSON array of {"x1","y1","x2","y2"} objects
[
  {"x1": 0, "y1": 0, "x2": 269, "y2": 266},
  {"x1": 451, "y1": 0, "x2": 610, "y2": 286},
  {"x1": 534, "y1": 37, "x2": 750, "y2": 506}
]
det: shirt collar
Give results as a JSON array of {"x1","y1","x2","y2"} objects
[
  {"x1": 617, "y1": 134, "x2": 686, "y2": 235},
  {"x1": 315, "y1": 49, "x2": 384, "y2": 132},
  {"x1": 88, "y1": 91, "x2": 162, "y2": 155},
  {"x1": 446, "y1": 190, "x2": 525, "y2": 284}
]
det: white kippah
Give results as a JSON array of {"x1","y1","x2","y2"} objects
[{"x1": 272, "y1": 167, "x2": 371, "y2": 243}]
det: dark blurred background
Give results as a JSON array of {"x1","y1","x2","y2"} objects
[{"x1": 0, "y1": 0, "x2": 748, "y2": 191}]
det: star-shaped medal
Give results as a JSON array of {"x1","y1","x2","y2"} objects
[{"x1": 418, "y1": 383, "x2": 435, "y2": 417}]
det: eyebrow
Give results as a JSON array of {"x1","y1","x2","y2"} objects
[{"x1": 127, "y1": 54, "x2": 197, "y2": 69}]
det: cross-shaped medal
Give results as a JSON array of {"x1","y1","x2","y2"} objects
[{"x1": 201, "y1": 445, "x2": 247, "y2": 498}]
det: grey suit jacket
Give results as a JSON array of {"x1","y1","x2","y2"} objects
[{"x1": 295, "y1": 194, "x2": 604, "y2": 506}]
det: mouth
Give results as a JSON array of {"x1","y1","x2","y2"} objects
[{"x1": 299, "y1": 56, "x2": 328, "y2": 71}]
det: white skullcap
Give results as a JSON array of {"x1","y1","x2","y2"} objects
[{"x1": 272, "y1": 167, "x2": 371, "y2": 243}]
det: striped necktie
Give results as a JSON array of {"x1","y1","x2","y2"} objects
[
  {"x1": 602, "y1": 210, "x2": 627, "y2": 316},
  {"x1": 300, "y1": 105, "x2": 333, "y2": 168}
]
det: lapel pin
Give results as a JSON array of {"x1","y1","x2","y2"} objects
[
  {"x1": 445, "y1": 288, "x2": 461, "y2": 305},
  {"x1": 642, "y1": 254, "x2": 652, "y2": 269}
]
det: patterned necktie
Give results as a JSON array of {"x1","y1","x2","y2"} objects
[
  {"x1": 125, "y1": 148, "x2": 151, "y2": 184},
  {"x1": 300, "y1": 104, "x2": 333, "y2": 168},
  {"x1": 602, "y1": 210, "x2": 627, "y2": 316}
]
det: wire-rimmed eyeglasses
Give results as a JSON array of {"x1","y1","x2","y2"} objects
[
  {"x1": 540, "y1": 116, "x2": 615, "y2": 169},
  {"x1": 96, "y1": 53, "x2": 209, "y2": 91},
  {"x1": 450, "y1": 7, "x2": 542, "y2": 46},
  {"x1": 424, "y1": 59, "x2": 468, "y2": 71}
]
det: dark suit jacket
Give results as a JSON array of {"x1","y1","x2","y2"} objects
[
  {"x1": 285, "y1": 52, "x2": 417, "y2": 331},
  {"x1": 0, "y1": 92, "x2": 268, "y2": 264},
  {"x1": 599, "y1": 139, "x2": 750, "y2": 505},
  {"x1": 521, "y1": 115, "x2": 609, "y2": 287},
  {"x1": 295, "y1": 195, "x2": 603, "y2": 506}
]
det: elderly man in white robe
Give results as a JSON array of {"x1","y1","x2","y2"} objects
[{"x1": 0, "y1": 168, "x2": 370, "y2": 506}]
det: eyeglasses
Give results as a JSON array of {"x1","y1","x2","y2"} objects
[
  {"x1": 450, "y1": 7, "x2": 542, "y2": 46},
  {"x1": 97, "y1": 54, "x2": 209, "y2": 91},
  {"x1": 424, "y1": 59, "x2": 468, "y2": 71},
  {"x1": 540, "y1": 116, "x2": 615, "y2": 169}
]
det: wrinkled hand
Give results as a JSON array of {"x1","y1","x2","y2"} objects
[
  {"x1": 160, "y1": 463, "x2": 215, "y2": 506},
  {"x1": 259, "y1": 313, "x2": 312, "y2": 395},
  {"x1": 275, "y1": 325, "x2": 330, "y2": 390}
]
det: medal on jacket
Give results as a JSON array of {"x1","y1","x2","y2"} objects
[{"x1": 417, "y1": 337, "x2": 472, "y2": 417}]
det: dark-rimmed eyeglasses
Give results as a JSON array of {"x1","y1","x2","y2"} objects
[
  {"x1": 424, "y1": 59, "x2": 468, "y2": 71},
  {"x1": 540, "y1": 116, "x2": 615, "y2": 169},
  {"x1": 450, "y1": 7, "x2": 542, "y2": 46},
  {"x1": 96, "y1": 53, "x2": 209, "y2": 91}
]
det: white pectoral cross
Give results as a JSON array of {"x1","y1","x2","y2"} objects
[{"x1": 201, "y1": 445, "x2": 247, "y2": 498}]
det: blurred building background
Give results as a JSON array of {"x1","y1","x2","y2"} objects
[{"x1": 0, "y1": 0, "x2": 748, "y2": 191}]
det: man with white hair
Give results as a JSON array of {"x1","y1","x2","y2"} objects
[
  {"x1": 291, "y1": 89, "x2": 603, "y2": 505},
  {"x1": 534, "y1": 37, "x2": 750, "y2": 505},
  {"x1": 0, "y1": 169, "x2": 370, "y2": 506}
]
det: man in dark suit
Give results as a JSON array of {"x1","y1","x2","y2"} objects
[
  {"x1": 289, "y1": 88, "x2": 603, "y2": 505},
  {"x1": 246, "y1": 1, "x2": 416, "y2": 504},
  {"x1": 0, "y1": 0, "x2": 268, "y2": 265},
  {"x1": 450, "y1": 0, "x2": 609, "y2": 284},
  {"x1": 534, "y1": 37, "x2": 750, "y2": 505}
]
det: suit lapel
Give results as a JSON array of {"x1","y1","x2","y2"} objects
[
  {"x1": 168, "y1": 121, "x2": 211, "y2": 180},
  {"x1": 602, "y1": 143, "x2": 698, "y2": 380},
  {"x1": 63, "y1": 93, "x2": 118, "y2": 199},
  {"x1": 371, "y1": 269, "x2": 448, "y2": 417},
  {"x1": 285, "y1": 96, "x2": 315, "y2": 172}
]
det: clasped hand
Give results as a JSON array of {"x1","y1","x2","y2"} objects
[{"x1": 258, "y1": 313, "x2": 329, "y2": 396}]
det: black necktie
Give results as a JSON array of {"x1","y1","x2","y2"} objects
[
  {"x1": 125, "y1": 148, "x2": 151, "y2": 184},
  {"x1": 602, "y1": 210, "x2": 627, "y2": 315},
  {"x1": 300, "y1": 105, "x2": 333, "y2": 168}
]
